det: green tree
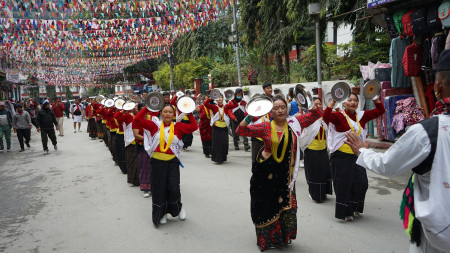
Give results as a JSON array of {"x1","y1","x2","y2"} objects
[
  {"x1": 154, "y1": 57, "x2": 214, "y2": 90},
  {"x1": 65, "y1": 86, "x2": 74, "y2": 99},
  {"x1": 153, "y1": 63, "x2": 171, "y2": 90},
  {"x1": 172, "y1": 15, "x2": 234, "y2": 64},
  {"x1": 46, "y1": 85, "x2": 56, "y2": 100}
]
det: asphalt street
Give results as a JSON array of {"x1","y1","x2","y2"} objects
[{"x1": 0, "y1": 119, "x2": 412, "y2": 253}]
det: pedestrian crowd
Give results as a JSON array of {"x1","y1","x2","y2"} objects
[{"x1": 1, "y1": 38, "x2": 449, "y2": 253}]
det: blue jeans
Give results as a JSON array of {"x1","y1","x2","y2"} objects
[{"x1": 0, "y1": 124, "x2": 11, "y2": 149}]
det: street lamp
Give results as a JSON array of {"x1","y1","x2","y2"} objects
[
  {"x1": 309, "y1": 3, "x2": 323, "y2": 101},
  {"x1": 232, "y1": 0, "x2": 242, "y2": 87}
]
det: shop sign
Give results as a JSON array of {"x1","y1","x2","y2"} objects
[
  {"x1": 6, "y1": 69, "x2": 19, "y2": 83},
  {"x1": 367, "y1": 0, "x2": 396, "y2": 8}
]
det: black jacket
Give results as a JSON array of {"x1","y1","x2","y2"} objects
[{"x1": 36, "y1": 108, "x2": 58, "y2": 130}]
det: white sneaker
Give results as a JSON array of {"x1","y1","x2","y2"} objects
[
  {"x1": 299, "y1": 161, "x2": 304, "y2": 168},
  {"x1": 159, "y1": 215, "x2": 167, "y2": 224},
  {"x1": 142, "y1": 192, "x2": 150, "y2": 198},
  {"x1": 43, "y1": 150, "x2": 49, "y2": 155},
  {"x1": 345, "y1": 216, "x2": 354, "y2": 221},
  {"x1": 53, "y1": 144, "x2": 58, "y2": 150},
  {"x1": 354, "y1": 211, "x2": 363, "y2": 217},
  {"x1": 178, "y1": 209, "x2": 186, "y2": 221}
]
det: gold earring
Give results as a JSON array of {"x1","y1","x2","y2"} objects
[{"x1": 435, "y1": 91, "x2": 441, "y2": 99}]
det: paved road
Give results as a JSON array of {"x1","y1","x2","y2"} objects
[{"x1": 0, "y1": 119, "x2": 411, "y2": 253}]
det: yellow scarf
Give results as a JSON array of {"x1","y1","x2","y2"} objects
[
  {"x1": 338, "y1": 112, "x2": 362, "y2": 154},
  {"x1": 270, "y1": 121, "x2": 289, "y2": 163},
  {"x1": 159, "y1": 122, "x2": 175, "y2": 152},
  {"x1": 204, "y1": 106, "x2": 211, "y2": 119},
  {"x1": 344, "y1": 112, "x2": 362, "y2": 136}
]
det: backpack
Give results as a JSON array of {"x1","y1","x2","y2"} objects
[
  {"x1": 385, "y1": 14, "x2": 399, "y2": 38},
  {"x1": 402, "y1": 9, "x2": 416, "y2": 37},
  {"x1": 394, "y1": 10, "x2": 407, "y2": 36},
  {"x1": 402, "y1": 43, "x2": 423, "y2": 77},
  {"x1": 411, "y1": 8, "x2": 428, "y2": 35},
  {"x1": 439, "y1": 1, "x2": 450, "y2": 28},
  {"x1": 427, "y1": 3, "x2": 442, "y2": 30}
]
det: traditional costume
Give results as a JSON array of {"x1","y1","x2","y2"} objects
[
  {"x1": 133, "y1": 110, "x2": 158, "y2": 193},
  {"x1": 236, "y1": 109, "x2": 321, "y2": 251},
  {"x1": 135, "y1": 107, "x2": 198, "y2": 226},
  {"x1": 197, "y1": 104, "x2": 213, "y2": 157},
  {"x1": 203, "y1": 98, "x2": 233, "y2": 163},
  {"x1": 226, "y1": 97, "x2": 250, "y2": 150},
  {"x1": 98, "y1": 107, "x2": 109, "y2": 147},
  {"x1": 250, "y1": 114, "x2": 271, "y2": 165},
  {"x1": 94, "y1": 103, "x2": 103, "y2": 141},
  {"x1": 114, "y1": 110, "x2": 127, "y2": 174},
  {"x1": 299, "y1": 117, "x2": 332, "y2": 202},
  {"x1": 171, "y1": 96, "x2": 193, "y2": 149},
  {"x1": 322, "y1": 101, "x2": 385, "y2": 220},
  {"x1": 106, "y1": 107, "x2": 118, "y2": 163},
  {"x1": 86, "y1": 102, "x2": 98, "y2": 139},
  {"x1": 71, "y1": 103, "x2": 83, "y2": 123},
  {"x1": 357, "y1": 98, "x2": 450, "y2": 252},
  {"x1": 119, "y1": 111, "x2": 139, "y2": 185}
]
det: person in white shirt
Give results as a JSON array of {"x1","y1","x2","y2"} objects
[
  {"x1": 71, "y1": 98, "x2": 84, "y2": 133},
  {"x1": 345, "y1": 46, "x2": 450, "y2": 253}
]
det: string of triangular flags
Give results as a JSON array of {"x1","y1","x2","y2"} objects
[{"x1": 0, "y1": 0, "x2": 231, "y2": 86}]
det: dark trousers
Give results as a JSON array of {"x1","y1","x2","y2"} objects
[
  {"x1": 16, "y1": 128, "x2": 31, "y2": 149},
  {"x1": 231, "y1": 120, "x2": 248, "y2": 147},
  {"x1": 331, "y1": 151, "x2": 368, "y2": 219},
  {"x1": 151, "y1": 158, "x2": 182, "y2": 226},
  {"x1": 41, "y1": 129, "x2": 57, "y2": 151},
  {"x1": 115, "y1": 134, "x2": 127, "y2": 174},
  {"x1": 202, "y1": 140, "x2": 212, "y2": 156}
]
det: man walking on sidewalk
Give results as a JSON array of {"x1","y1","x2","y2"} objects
[
  {"x1": 36, "y1": 100, "x2": 59, "y2": 155},
  {"x1": 0, "y1": 101, "x2": 13, "y2": 152},
  {"x1": 52, "y1": 97, "x2": 65, "y2": 136},
  {"x1": 12, "y1": 104, "x2": 32, "y2": 152}
]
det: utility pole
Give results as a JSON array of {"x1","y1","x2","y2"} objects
[
  {"x1": 309, "y1": 3, "x2": 323, "y2": 101},
  {"x1": 169, "y1": 46, "x2": 174, "y2": 92},
  {"x1": 232, "y1": 0, "x2": 242, "y2": 87}
]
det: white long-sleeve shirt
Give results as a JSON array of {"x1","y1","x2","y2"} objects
[
  {"x1": 356, "y1": 114, "x2": 450, "y2": 252},
  {"x1": 356, "y1": 123, "x2": 431, "y2": 177}
]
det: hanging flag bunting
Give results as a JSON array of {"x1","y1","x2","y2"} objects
[{"x1": 0, "y1": 0, "x2": 231, "y2": 86}]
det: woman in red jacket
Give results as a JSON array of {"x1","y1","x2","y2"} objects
[
  {"x1": 196, "y1": 97, "x2": 213, "y2": 158},
  {"x1": 323, "y1": 93, "x2": 385, "y2": 221},
  {"x1": 135, "y1": 104, "x2": 198, "y2": 226},
  {"x1": 203, "y1": 95, "x2": 233, "y2": 163}
]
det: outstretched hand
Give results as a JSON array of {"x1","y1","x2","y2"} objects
[{"x1": 344, "y1": 131, "x2": 369, "y2": 156}]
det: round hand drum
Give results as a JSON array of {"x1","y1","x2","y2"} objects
[
  {"x1": 114, "y1": 98, "x2": 126, "y2": 110},
  {"x1": 104, "y1": 99, "x2": 115, "y2": 108},
  {"x1": 122, "y1": 102, "x2": 136, "y2": 111},
  {"x1": 177, "y1": 96, "x2": 196, "y2": 114},
  {"x1": 363, "y1": 80, "x2": 381, "y2": 100},
  {"x1": 246, "y1": 96, "x2": 273, "y2": 117},
  {"x1": 331, "y1": 82, "x2": 351, "y2": 102},
  {"x1": 145, "y1": 92, "x2": 165, "y2": 112}
]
